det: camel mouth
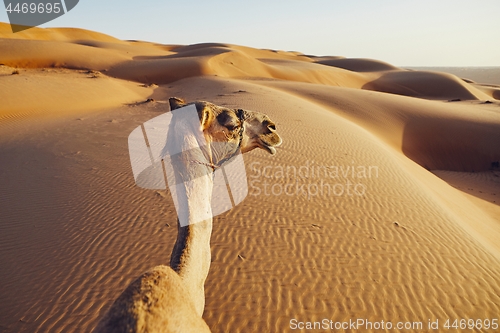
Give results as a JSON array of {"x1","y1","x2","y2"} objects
[
  {"x1": 264, "y1": 145, "x2": 277, "y2": 155},
  {"x1": 259, "y1": 136, "x2": 282, "y2": 155}
]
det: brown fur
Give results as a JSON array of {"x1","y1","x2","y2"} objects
[{"x1": 94, "y1": 266, "x2": 210, "y2": 333}]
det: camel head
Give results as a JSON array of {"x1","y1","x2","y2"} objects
[{"x1": 169, "y1": 98, "x2": 282, "y2": 164}]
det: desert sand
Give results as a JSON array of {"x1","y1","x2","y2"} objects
[{"x1": 1, "y1": 22, "x2": 499, "y2": 332}]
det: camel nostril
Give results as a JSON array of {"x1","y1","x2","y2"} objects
[{"x1": 268, "y1": 124, "x2": 276, "y2": 131}]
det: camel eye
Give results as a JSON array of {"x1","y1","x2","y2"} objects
[
  {"x1": 226, "y1": 123, "x2": 239, "y2": 131},
  {"x1": 217, "y1": 111, "x2": 240, "y2": 132}
]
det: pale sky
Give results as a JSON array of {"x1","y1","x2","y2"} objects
[{"x1": 2, "y1": 0, "x2": 499, "y2": 66}]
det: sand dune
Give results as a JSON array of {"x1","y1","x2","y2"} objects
[
  {"x1": 0, "y1": 67, "x2": 152, "y2": 124},
  {"x1": 315, "y1": 57, "x2": 399, "y2": 72},
  {"x1": 363, "y1": 70, "x2": 491, "y2": 100},
  {"x1": 1, "y1": 24, "x2": 500, "y2": 333},
  {"x1": 0, "y1": 22, "x2": 122, "y2": 42},
  {"x1": 474, "y1": 84, "x2": 500, "y2": 100},
  {"x1": 251, "y1": 81, "x2": 500, "y2": 171},
  {"x1": 407, "y1": 66, "x2": 500, "y2": 86}
]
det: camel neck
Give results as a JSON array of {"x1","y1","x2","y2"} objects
[
  {"x1": 169, "y1": 212, "x2": 213, "y2": 317},
  {"x1": 170, "y1": 216, "x2": 213, "y2": 277},
  {"x1": 168, "y1": 161, "x2": 214, "y2": 316}
]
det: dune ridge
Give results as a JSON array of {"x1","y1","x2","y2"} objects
[
  {"x1": 1, "y1": 24, "x2": 500, "y2": 333},
  {"x1": 3, "y1": 22, "x2": 496, "y2": 101}
]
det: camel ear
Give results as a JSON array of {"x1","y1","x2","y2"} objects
[
  {"x1": 169, "y1": 97, "x2": 186, "y2": 111},
  {"x1": 194, "y1": 102, "x2": 215, "y2": 131}
]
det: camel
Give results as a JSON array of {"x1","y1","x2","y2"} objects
[{"x1": 94, "y1": 97, "x2": 282, "y2": 333}]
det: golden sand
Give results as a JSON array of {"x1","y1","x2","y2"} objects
[{"x1": 1, "y1": 23, "x2": 499, "y2": 332}]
